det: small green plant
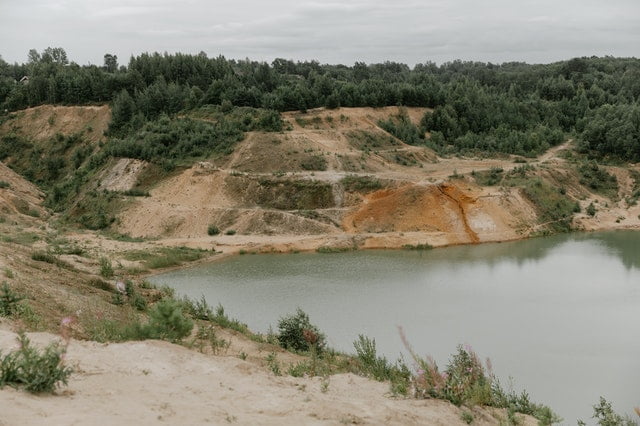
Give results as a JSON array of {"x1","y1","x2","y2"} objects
[
  {"x1": 111, "y1": 293, "x2": 124, "y2": 305},
  {"x1": 238, "y1": 351, "x2": 248, "y2": 360},
  {"x1": 265, "y1": 352, "x2": 281, "y2": 376},
  {"x1": 0, "y1": 332, "x2": 73, "y2": 393},
  {"x1": 207, "y1": 225, "x2": 220, "y2": 236},
  {"x1": 192, "y1": 325, "x2": 229, "y2": 355},
  {"x1": 586, "y1": 202, "x2": 597, "y2": 217},
  {"x1": 402, "y1": 243, "x2": 433, "y2": 251},
  {"x1": 143, "y1": 299, "x2": 194, "y2": 342},
  {"x1": 0, "y1": 181, "x2": 10, "y2": 189},
  {"x1": 0, "y1": 282, "x2": 23, "y2": 316},
  {"x1": 578, "y1": 397, "x2": 638, "y2": 426},
  {"x1": 99, "y1": 257, "x2": 114, "y2": 278},
  {"x1": 277, "y1": 308, "x2": 326, "y2": 353},
  {"x1": 461, "y1": 411, "x2": 474, "y2": 424},
  {"x1": 320, "y1": 377, "x2": 330, "y2": 393},
  {"x1": 225, "y1": 229, "x2": 236, "y2": 236},
  {"x1": 131, "y1": 294, "x2": 148, "y2": 311}
]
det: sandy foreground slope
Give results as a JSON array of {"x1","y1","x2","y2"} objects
[{"x1": 0, "y1": 327, "x2": 536, "y2": 426}]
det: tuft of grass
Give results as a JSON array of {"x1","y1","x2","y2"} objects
[
  {"x1": 30, "y1": 251, "x2": 73, "y2": 269},
  {"x1": 461, "y1": 411, "x2": 474, "y2": 424},
  {"x1": 0, "y1": 332, "x2": 73, "y2": 393},
  {"x1": 0, "y1": 282, "x2": 24, "y2": 317},
  {"x1": 0, "y1": 181, "x2": 10, "y2": 189},
  {"x1": 316, "y1": 246, "x2": 353, "y2": 254},
  {"x1": 577, "y1": 162, "x2": 618, "y2": 200},
  {"x1": 522, "y1": 179, "x2": 580, "y2": 233},
  {"x1": 473, "y1": 167, "x2": 504, "y2": 186},
  {"x1": 207, "y1": 225, "x2": 220, "y2": 236},
  {"x1": 265, "y1": 352, "x2": 282, "y2": 376},
  {"x1": 123, "y1": 247, "x2": 207, "y2": 269},
  {"x1": 340, "y1": 175, "x2": 383, "y2": 193},
  {"x1": 399, "y1": 329, "x2": 560, "y2": 424},
  {"x1": 402, "y1": 243, "x2": 433, "y2": 251},
  {"x1": 99, "y1": 257, "x2": 114, "y2": 278}
]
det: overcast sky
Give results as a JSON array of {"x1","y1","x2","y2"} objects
[{"x1": 1, "y1": 0, "x2": 639, "y2": 67}]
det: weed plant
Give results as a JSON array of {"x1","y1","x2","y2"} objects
[{"x1": 0, "y1": 333, "x2": 72, "y2": 393}]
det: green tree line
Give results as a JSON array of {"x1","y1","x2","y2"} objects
[{"x1": 1, "y1": 49, "x2": 639, "y2": 160}]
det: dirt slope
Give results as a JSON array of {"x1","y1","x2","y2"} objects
[
  {"x1": 0, "y1": 328, "x2": 535, "y2": 426},
  {"x1": 0, "y1": 162, "x2": 48, "y2": 223},
  {"x1": 0, "y1": 105, "x2": 110, "y2": 143}
]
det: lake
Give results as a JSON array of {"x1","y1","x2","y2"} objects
[{"x1": 150, "y1": 231, "x2": 640, "y2": 424}]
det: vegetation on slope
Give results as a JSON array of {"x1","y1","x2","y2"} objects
[{"x1": 1, "y1": 50, "x2": 639, "y2": 161}]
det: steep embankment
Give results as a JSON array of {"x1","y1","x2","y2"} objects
[
  {"x1": 0, "y1": 104, "x2": 110, "y2": 144},
  {"x1": 108, "y1": 107, "x2": 541, "y2": 250}
]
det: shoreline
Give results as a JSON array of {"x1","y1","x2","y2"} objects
[{"x1": 140, "y1": 224, "x2": 639, "y2": 278}]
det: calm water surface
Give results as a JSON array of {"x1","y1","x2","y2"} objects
[{"x1": 151, "y1": 231, "x2": 640, "y2": 424}]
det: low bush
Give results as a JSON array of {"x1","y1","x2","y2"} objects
[
  {"x1": 0, "y1": 282, "x2": 23, "y2": 317},
  {"x1": 207, "y1": 225, "x2": 220, "y2": 236},
  {"x1": 578, "y1": 397, "x2": 637, "y2": 426},
  {"x1": 341, "y1": 175, "x2": 383, "y2": 193},
  {"x1": 353, "y1": 335, "x2": 409, "y2": 394},
  {"x1": 99, "y1": 257, "x2": 114, "y2": 278},
  {"x1": 300, "y1": 155, "x2": 328, "y2": 171},
  {"x1": 141, "y1": 299, "x2": 193, "y2": 342},
  {"x1": 0, "y1": 333, "x2": 73, "y2": 393},
  {"x1": 577, "y1": 162, "x2": 619, "y2": 200},
  {"x1": 277, "y1": 308, "x2": 326, "y2": 354},
  {"x1": 522, "y1": 179, "x2": 580, "y2": 233},
  {"x1": 400, "y1": 334, "x2": 561, "y2": 424}
]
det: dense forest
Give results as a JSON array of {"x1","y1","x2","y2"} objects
[{"x1": 1, "y1": 47, "x2": 639, "y2": 161}]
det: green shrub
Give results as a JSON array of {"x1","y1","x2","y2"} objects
[
  {"x1": 577, "y1": 397, "x2": 637, "y2": 426},
  {"x1": 522, "y1": 179, "x2": 578, "y2": 233},
  {"x1": 277, "y1": 308, "x2": 325, "y2": 353},
  {"x1": 402, "y1": 243, "x2": 433, "y2": 251},
  {"x1": 143, "y1": 299, "x2": 194, "y2": 342},
  {"x1": 0, "y1": 181, "x2": 10, "y2": 189},
  {"x1": 300, "y1": 155, "x2": 328, "y2": 171},
  {"x1": 353, "y1": 335, "x2": 406, "y2": 384},
  {"x1": 122, "y1": 188, "x2": 150, "y2": 197},
  {"x1": 0, "y1": 282, "x2": 23, "y2": 317},
  {"x1": 405, "y1": 341, "x2": 561, "y2": 424},
  {"x1": 473, "y1": 167, "x2": 504, "y2": 186},
  {"x1": 577, "y1": 162, "x2": 619, "y2": 199},
  {"x1": 207, "y1": 225, "x2": 220, "y2": 236},
  {"x1": 0, "y1": 333, "x2": 73, "y2": 393},
  {"x1": 87, "y1": 278, "x2": 113, "y2": 292},
  {"x1": 586, "y1": 202, "x2": 597, "y2": 217},
  {"x1": 341, "y1": 175, "x2": 383, "y2": 193},
  {"x1": 99, "y1": 257, "x2": 114, "y2": 278},
  {"x1": 225, "y1": 229, "x2": 236, "y2": 235}
]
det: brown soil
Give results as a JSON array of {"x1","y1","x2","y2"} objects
[{"x1": 0, "y1": 104, "x2": 110, "y2": 143}]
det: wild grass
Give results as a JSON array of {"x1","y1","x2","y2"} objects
[
  {"x1": 30, "y1": 251, "x2": 74, "y2": 269},
  {"x1": 123, "y1": 246, "x2": 208, "y2": 269},
  {"x1": 0, "y1": 332, "x2": 73, "y2": 393},
  {"x1": 402, "y1": 243, "x2": 433, "y2": 251},
  {"x1": 522, "y1": 178, "x2": 580, "y2": 233},
  {"x1": 340, "y1": 175, "x2": 383, "y2": 193},
  {"x1": 577, "y1": 161, "x2": 618, "y2": 200}
]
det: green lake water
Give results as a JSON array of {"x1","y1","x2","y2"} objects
[{"x1": 150, "y1": 230, "x2": 640, "y2": 424}]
